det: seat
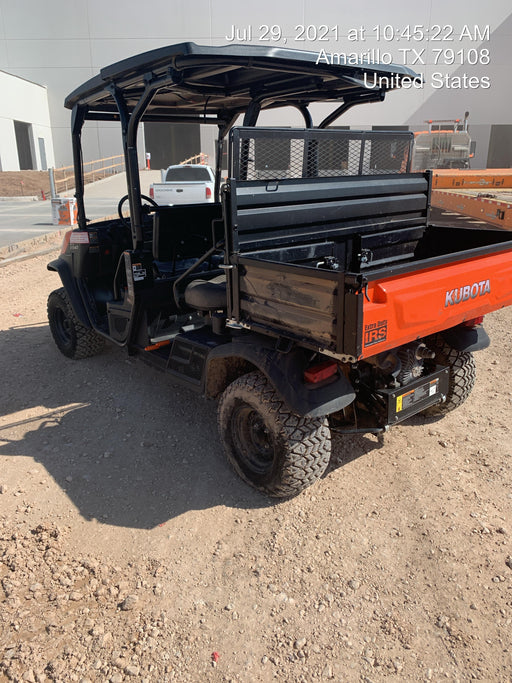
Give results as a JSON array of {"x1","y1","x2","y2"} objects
[{"x1": 184, "y1": 275, "x2": 227, "y2": 310}]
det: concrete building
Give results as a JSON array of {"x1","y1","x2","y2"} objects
[
  {"x1": 0, "y1": 0, "x2": 510, "y2": 170},
  {"x1": 0, "y1": 70, "x2": 55, "y2": 171}
]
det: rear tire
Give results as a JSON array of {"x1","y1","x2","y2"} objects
[
  {"x1": 423, "y1": 335, "x2": 476, "y2": 415},
  {"x1": 48, "y1": 288, "x2": 104, "y2": 360},
  {"x1": 218, "y1": 371, "x2": 331, "y2": 497}
]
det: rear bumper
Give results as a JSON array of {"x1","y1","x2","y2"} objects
[{"x1": 375, "y1": 366, "x2": 450, "y2": 424}]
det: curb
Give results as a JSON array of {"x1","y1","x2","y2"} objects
[
  {"x1": 0, "y1": 244, "x2": 61, "y2": 267},
  {"x1": 0, "y1": 195, "x2": 40, "y2": 202},
  {"x1": 0, "y1": 228, "x2": 66, "y2": 266}
]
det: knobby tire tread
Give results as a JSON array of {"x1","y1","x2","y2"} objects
[
  {"x1": 48, "y1": 288, "x2": 104, "y2": 360},
  {"x1": 218, "y1": 371, "x2": 331, "y2": 497},
  {"x1": 424, "y1": 335, "x2": 476, "y2": 415}
]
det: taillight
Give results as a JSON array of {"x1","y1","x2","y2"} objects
[
  {"x1": 304, "y1": 360, "x2": 338, "y2": 384},
  {"x1": 60, "y1": 230, "x2": 72, "y2": 254},
  {"x1": 463, "y1": 315, "x2": 484, "y2": 327},
  {"x1": 149, "y1": 186, "x2": 154, "y2": 199},
  {"x1": 205, "y1": 186, "x2": 212, "y2": 200}
]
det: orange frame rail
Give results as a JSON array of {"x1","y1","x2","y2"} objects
[{"x1": 431, "y1": 169, "x2": 512, "y2": 189}]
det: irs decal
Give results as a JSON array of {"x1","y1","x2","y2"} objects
[{"x1": 364, "y1": 319, "x2": 388, "y2": 347}]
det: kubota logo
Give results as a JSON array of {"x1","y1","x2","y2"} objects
[{"x1": 445, "y1": 279, "x2": 491, "y2": 307}]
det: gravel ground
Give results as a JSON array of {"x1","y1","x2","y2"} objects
[{"x1": 0, "y1": 251, "x2": 511, "y2": 683}]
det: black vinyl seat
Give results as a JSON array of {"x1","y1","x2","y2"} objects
[{"x1": 184, "y1": 275, "x2": 227, "y2": 310}]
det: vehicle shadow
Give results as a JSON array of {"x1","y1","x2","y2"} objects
[
  {"x1": 0, "y1": 324, "x2": 386, "y2": 529},
  {"x1": 0, "y1": 323, "x2": 276, "y2": 529},
  {"x1": 326, "y1": 430, "x2": 385, "y2": 476}
]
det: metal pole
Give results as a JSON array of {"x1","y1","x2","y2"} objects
[
  {"x1": 71, "y1": 105, "x2": 88, "y2": 230},
  {"x1": 48, "y1": 168, "x2": 57, "y2": 199}
]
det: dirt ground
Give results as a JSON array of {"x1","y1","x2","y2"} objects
[
  {"x1": 0, "y1": 172, "x2": 51, "y2": 199},
  {"x1": 0, "y1": 171, "x2": 114, "y2": 199},
  {"x1": 0, "y1": 251, "x2": 511, "y2": 683}
]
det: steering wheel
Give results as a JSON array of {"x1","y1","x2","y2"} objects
[{"x1": 117, "y1": 194, "x2": 159, "y2": 228}]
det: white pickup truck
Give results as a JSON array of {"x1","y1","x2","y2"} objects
[{"x1": 149, "y1": 164, "x2": 215, "y2": 204}]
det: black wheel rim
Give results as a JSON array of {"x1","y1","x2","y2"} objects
[
  {"x1": 230, "y1": 402, "x2": 275, "y2": 476},
  {"x1": 54, "y1": 307, "x2": 73, "y2": 347}
]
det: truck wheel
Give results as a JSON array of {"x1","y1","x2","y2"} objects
[
  {"x1": 423, "y1": 336, "x2": 476, "y2": 415},
  {"x1": 218, "y1": 371, "x2": 331, "y2": 497},
  {"x1": 47, "y1": 288, "x2": 104, "y2": 360}
]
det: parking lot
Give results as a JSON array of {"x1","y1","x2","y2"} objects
[{"x1": 0, "y1": 171, "x2": 160, "y2": 249}]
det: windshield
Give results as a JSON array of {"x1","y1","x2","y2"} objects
[{"x1": 165, "y1": 166, "x2": 211, "y2": 182}]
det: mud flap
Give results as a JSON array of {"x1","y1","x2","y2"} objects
[
  {"x1": 441, "y1": 324, "x2": 490, "y2": 353},
  {"x1": 207, "y1": 339, "x2": 356, "y2": 419},
  {"x1": 47, "y1": 258, "x2": 91, "y2": 328}
]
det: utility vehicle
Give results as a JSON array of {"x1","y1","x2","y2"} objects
[{"x1": 48, "y1": 43, "x2": 512, "y2": 497}]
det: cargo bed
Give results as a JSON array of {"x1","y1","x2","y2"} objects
[
  {"x1": 235, "y1": 228, "x2": 512, "y2": 360},
  {"x1": 225, "y1": 129, "x2": 512, "y2": 361}
]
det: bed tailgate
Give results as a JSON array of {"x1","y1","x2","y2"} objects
[{"x1": 361, "y1": 249, "x2": 512, "y2": 359}]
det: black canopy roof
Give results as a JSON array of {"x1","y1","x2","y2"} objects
[{"x1": 65, "y1": 42, "x2": 419, "y2": 123}]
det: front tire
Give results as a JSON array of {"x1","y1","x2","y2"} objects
[
  {"x1": 48, "y1": 288, "x2": 104, "y2": 359},
  {"x1": 218, "y1": 371, "x2": 331, "y2": 497},
  {"x1": 423, "y1": 335, "x2": 476, "y2": 415}
]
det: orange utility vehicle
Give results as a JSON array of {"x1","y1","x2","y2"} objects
[{"x1": 47, "y1": 44, "x2": 512, "y2": 497}]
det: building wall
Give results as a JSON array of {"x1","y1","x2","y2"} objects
[
  {"x1": 0, "y1": 117, "x2": 18, "y2": 170},
  {"x1": 0, "y1": 1, "x2": 509, "y2": 168},
  {"x1": 0, "y1": 70, "x2": 55, "y2": 171}
]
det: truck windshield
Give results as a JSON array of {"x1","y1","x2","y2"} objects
[{"x1": 165, "y1": 167, "x2": 211, "y2": 181}]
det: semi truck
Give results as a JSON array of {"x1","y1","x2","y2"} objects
[{"x1": 411, "y1": 116, "x2": 472, "y2": 171}]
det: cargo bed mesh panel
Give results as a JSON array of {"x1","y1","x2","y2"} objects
[{"x1": 230, "y1": 128, "x2": 413, "y2": 181}]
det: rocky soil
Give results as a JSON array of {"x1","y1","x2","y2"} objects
[
  {"x1": 0, "y1": 172, "x2": 51, "y2": 199},
  {"x1": 0, "y1": 252, "x2": 511, "y2": 682}
]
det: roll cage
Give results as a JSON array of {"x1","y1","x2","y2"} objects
[{"x1": 66, "y1": 42, "x2": 419, "y2": 250}]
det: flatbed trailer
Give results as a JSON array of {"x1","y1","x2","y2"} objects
[{"x1": 431, "y1": 169, "x2": 512, "y2": 230}]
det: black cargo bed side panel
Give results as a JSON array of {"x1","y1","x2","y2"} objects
[
  {"x1": 236, "y1": 193, "x2": 427, "y2": 230},
  {"x1": 229, "y1": 174, "x2": 429, "y2": 253},
  {"x1": 235, "y1": 175, "x2": 429, "y2": 208}
]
